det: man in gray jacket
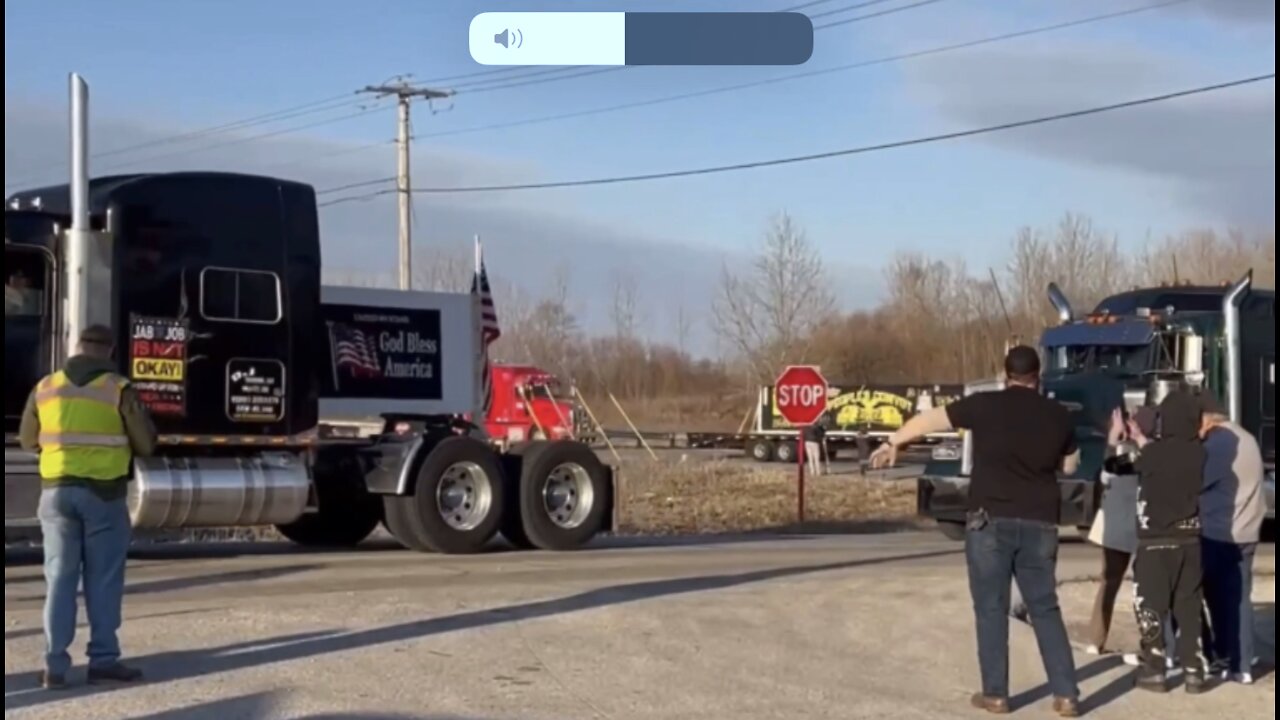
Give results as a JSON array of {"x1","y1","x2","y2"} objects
[{"x1": 1198, "y1": 395, "x2": 1266, "y2": 685}]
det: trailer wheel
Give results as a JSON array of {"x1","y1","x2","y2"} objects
[
  {"x1": 748, "y1": 439, "x2": 775, "y2": 463},
  {"x1": 775, "y1": 441, "x2": 797, "y2": 464},
  {"x1": 518, "y1": 441, "x2": 611, "y2": 551},
  {"x1": 276, "y1": 451, "x2": 382, "y2": 548},
  {"x1": 385, "y1": 436, "x2": 507, "y2": 554}
]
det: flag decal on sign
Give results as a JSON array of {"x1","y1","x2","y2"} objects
[
  {"x1": 473, "y1": 236, "x2": 501, "y2": 414},
  {"x1": 328, "y1": 322, "x2": 383, "y2": 387}
]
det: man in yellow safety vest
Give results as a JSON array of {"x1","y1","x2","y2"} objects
[{"x1": 19, "y1": 324, "x2": 156, "y2": 690}]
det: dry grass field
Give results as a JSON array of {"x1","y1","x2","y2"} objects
[{"x1": 613, "y1": 458, "x2": 922, "y2": 536}]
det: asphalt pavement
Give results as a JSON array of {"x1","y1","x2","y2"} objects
[{"x1": 4, "y1": 534, "x2": 1274, "y2": 720}]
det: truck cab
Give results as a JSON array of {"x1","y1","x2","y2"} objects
[
  {"x1": 485, "y1": 365, "x2": 581, "y2": 445},
  {"x1": 919, "y1": 277, "x2": 1274, "y2": 539}
]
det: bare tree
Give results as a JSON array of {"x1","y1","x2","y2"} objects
[
  {"x1": 609, "y1": 269, "x2": 642, "y2": 341},
  {"x1": 411, "y1": 246, "x2": 471, "y2": 293},
  {"x1": 712, "y1": 213, "x2": 835, "y2": 380}
]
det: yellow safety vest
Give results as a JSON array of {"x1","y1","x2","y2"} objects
[{"x1": 35, "y1": 370, "x2": 132, "y2": 482}]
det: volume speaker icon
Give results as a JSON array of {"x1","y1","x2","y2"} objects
[{"x1": 493, "y1": 28, "x2": 523, "y2": 48}]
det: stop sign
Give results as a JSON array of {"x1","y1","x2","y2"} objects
[{"x1": 775, "y1": 365, "x2": 829, "y2": 426}]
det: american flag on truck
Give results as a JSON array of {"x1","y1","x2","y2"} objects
[{"x1": 473, "y1": 237, "x2": 501, "y2": 414}]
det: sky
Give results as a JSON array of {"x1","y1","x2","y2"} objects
[{"x1": 4, "y1": 0, "x2": 1275, "y2": 347}]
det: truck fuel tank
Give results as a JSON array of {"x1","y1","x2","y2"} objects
[{"x1": 128, "y1": 453, "x2": 310, "y2": 529}]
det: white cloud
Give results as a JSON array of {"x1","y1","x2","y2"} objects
[
  {"x1": 1186, "y1": 0, "x2": 1275, "y2": 25},
  {"x1": 902, "y1": 45, "x2": 1275, "y2": 225}
]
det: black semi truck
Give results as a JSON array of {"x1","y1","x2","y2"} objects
[
  {"x1": 4, "y1": 76, "x2": 612, "y2": 553},
  {"x1": 918, "y1": 278, "x2": 1275, "y2": 540}
]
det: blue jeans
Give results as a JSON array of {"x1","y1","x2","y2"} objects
[
  {"x1": 967, "y1": 517, "x2": 1078, "y2": 700},
  {"x1": 1202, "y1": 538, "x2": 1257, "y2": 675},
  {"x1": 38, "y1": 485, "x2": 132, "y2": 676}
]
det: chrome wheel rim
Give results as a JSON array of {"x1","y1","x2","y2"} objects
[
  {"x1": 542, "y1": 463, "x2": 594, "y2": 530},
  {"x1": 436, "y1": 462, "x2": 493, "y2": 532}
]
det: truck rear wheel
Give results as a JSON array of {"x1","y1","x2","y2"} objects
[
  {"x1": 775, "y1": 441, "x2": 797, "y2": 464},
  {"x1": 276, "y1": 451, "x2": 382, "y2": 548},
  {"x1": 518, "y1": 441, "x2": 611, "y2": 551},
  {"x1": 748, "y1": 439, "x2": 775, "y2": 463},
  {"x1": 384, "y1": 436, "x2": 507, "y2": 554}
]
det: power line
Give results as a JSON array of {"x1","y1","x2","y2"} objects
[
  {"x1": 791, "y1": 0, "x2": 901, "y2": 16},
  {"x1": 461, "y1": 67, "x2": 620, "y2": 95},
  {"x1": 99, "y1": 104, "x2": 392, "y2": 174},
  {"x1": 784, "y1": 0, "x2": 853, "y2": 10},
  {"x1": 814, "y1": 0, "x2": 947, "y2": 29},
  {"x1": 5, "y1": 96, "x2": 384, "y2": 189},
  {"x1": 318, "y1": 74, "x2": 1271, "y2": 202},
  {"x1": 451, "y1": 66, "x2": 601, "y2": 92},
  {"x1": 317, "y1": 175, "x2": 396, "y2": 197},
  {"x1": 412, "y1": 0, "x2": 1193, "y2": 144},
  {"x1": 92, "y1": 94, "x2": 362, "y2": 160},
  {"x1": 88, "y1": 68, "x2": 550, "y2": 159},
  {"x1": 811, "y1": 0, "x2": 942, "y2": 22}
]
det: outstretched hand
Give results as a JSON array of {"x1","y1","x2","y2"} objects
[
  {"x1": 1107, "y1": 408, "x2": 1127, "y2": 446},
  {"x1": 869, "y1": 443, "x2": 898, "y2": 470}
]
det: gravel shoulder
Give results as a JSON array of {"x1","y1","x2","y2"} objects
[{"x1": 5, "y1": 535, "x2": 1274, "y2": 720}]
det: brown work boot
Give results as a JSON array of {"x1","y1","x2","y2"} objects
[
  {"x1": 970, "y1": 693, "x2": 1011, "y2": 714},
  {"x1": 1052, "y1": 697, "x2": 1081, "y2": 717},
  {"x1": 87, "y1": 663, "x2": 143, "y2": 684}
]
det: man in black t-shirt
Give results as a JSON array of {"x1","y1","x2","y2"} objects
[{"x1": 872, "y1": 347, "x2": 1081, "y2": 717}]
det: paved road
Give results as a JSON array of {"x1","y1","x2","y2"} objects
[{"x1": 5, "y1": 535, "x2": 1273, "y2": 720}]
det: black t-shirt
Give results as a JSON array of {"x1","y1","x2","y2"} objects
[{"x1": 946, "y1": 386, "x2": 1077, "y2": 525}]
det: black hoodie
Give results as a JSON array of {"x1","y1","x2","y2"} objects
[{"x1": 1134, "y1": 391, "x2": 1205, "y2": 541}]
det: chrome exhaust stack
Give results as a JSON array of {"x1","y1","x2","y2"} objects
[
  {"x1": 1047, "y1": 283, "x2": 1074, "y2": 324},
  {"x1": 1222, "y1": 271, "x2": 1252, "y2": 423},
  {"x1": 65, "y1": 73, "x2": 91, "y2": 359},
  {"x1": 1046, "y1": 283, "x2": 1074, "y2": 370},
  {"x1": 62, "y1": 73, "x2": 114, "y2": 363}
]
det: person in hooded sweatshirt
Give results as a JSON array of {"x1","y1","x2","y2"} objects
[
  {"x1": 1126, "y1": 389, "x2": 1212, "y2": 694},
  {"x1": 19, "y1": 325, "x2": 156, "y2": 690}
]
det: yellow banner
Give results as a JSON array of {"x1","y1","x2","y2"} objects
[{"x1": 132, "y1": 358, "x2": 185, "y2": 382}]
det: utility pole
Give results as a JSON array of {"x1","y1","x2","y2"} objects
[{"x1": 362, "y1": 80, "x2": 451, "y2": 290}]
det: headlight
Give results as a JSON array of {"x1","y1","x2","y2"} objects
[{"x1": 932, "y1": 444, "x2": 961, "y2": 461}]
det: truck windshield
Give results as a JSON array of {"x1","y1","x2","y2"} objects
[
  {"x1": 1048, "y1": 344, "x2": 1153, "y2": 375},
  {"x1": 526, "y1": 381, "x2": 565, "y2": 400}
]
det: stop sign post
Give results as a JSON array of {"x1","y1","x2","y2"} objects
[{"x1": 775, "y1": 365, "x2": 829, "y2": 524}]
